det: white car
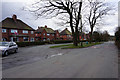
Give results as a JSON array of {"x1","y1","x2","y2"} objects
[{"x1": 0, "y1": 42, "x2": 18, "y2": 57}]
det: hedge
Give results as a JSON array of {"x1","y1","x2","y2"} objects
[
  {"x1": 16, "y1": 40, "x2": 91, "y2": 47},
  {"x1": 16, "y1": 41, "x2": 51, "y2": 47},
  {"x1": 115, "y1": 41, "x2": 120, "y2": 49},
  {"x1": 16, "y1": 40, "x2": 73, "y2": 47}
]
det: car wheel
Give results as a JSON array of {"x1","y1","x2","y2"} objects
[
  {"x1": 3, "y1": 51, "x2": 8, "y2": 56},
  {"x1": 14, "y1": 48, "x2": 18, "y2": 53}
]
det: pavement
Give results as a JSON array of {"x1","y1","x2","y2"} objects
[{"x1": 2, "y1": 41, "x2": 118, "y2": 78}]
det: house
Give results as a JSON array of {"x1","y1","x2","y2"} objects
[
  {"x1": 35, "y1": 25, "x2": 55, "y2": 41},
  {"x1": 54, "y1": 30, "x2": 60, "y2": 40},
  {"x1": 1, "y1": 15, "x2": 35, "y2": 42},
  {"x1": 60, "y1": 28, "x2": 72, "y2": 40},
  {"x1": 79, "y1": 32, "x2": 87, "y2": 40}
]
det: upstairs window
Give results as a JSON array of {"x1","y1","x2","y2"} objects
[
  {"x1": 31, "y1": 31, "x2": 34, "y2": 34},
  {"x1": 47, "y1": 34, "x2": 50, "y2": 36},
  {"x1": 67, "y1": 35, "x2": 71, "y2": 37},
  {"x1": 35, "y1": 34, "x2": 38, "y2": 36},
  {"x1": 11, "y1": 29, "x2": 17, "y2": 33},
  {"x1": 2, "y1": 29, "x2": 6, "y2": 33},
  {"x1": 23, "y1": 30, "x2": 28, "y2": 33}
]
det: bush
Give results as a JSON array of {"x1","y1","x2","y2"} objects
[
  {"x1": 115, "y1": 41, "x2": 120, "y2": 49},
  {"x1": 16, "y1": 40, "x2": 73, "y2": 47},
  {"x1": 115, "y1": 27, "x2": 120, "y2": 49},
  {"x1": 16, "y1": 41, "x2": 51, "y2": 47}
]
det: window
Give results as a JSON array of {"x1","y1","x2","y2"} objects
[
  {"x1": 43, "y1": 33, "x2": 45, "y2": 35},
  {"x1": 11, "y1": 29, "x2": 17, "y2": 33},
  {"x1": 30, "y1": 38, "x2": 34, "y2": 42},
  {"x1": 67, "y1": 35, "x2": 71, "y2": 37},
  {"x1": 47, "y1": 34, "x2": 50, "y2": 36},
  {"x1": 31, "y1": 31, "x2": 34, "y2": 34},
  {"x1": 52, "y1": 34, "x2": 54, "y2": 36},
  {"x1": 2, "y1": 38, "x2": 7, "y2": 41},
  {"x1": 35, "y1": 34, "x2": 37, "y2": 36},
  {"x1": 47, "y1": 38, "x2": 50, "y2": 41},
  {"x1": 2, "y1": 29, "x2": 6, "y2": 33},
  {"x1": 43, "y1": 39, "x2": 46, "y2": 41},
  {"x1": 10, "y1": 37, "x2": 19, "y2": 42},
  {"x1": 23, "y1": 30, "x2": 28, "y2": 33},
  {"x1": 23, "y1": 37, "x2": 29, "y2": 41}
]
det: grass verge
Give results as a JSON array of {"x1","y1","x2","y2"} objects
[
  {"x1": 50, "y1": 42, "x2": 103, "y2": 49},
  {"x1": 50, "y1": 44, "x2": 73, "y2": 48}
]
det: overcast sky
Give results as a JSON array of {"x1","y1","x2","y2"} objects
[{"x1": 0, "y1": 0, "x2": 119, "y2": 35}]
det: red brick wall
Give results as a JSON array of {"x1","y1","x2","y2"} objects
[
  {"x1": 60, "y1": 35, "x2": 72, "y2": 40},
  {"x1": 2, "y1": 28, "x2": 10, "y2": 41},
  {"x1": 2, "y1": 28, "x2": 35, "y2": 42},
  {"x1": 35, "y1": 29, "x2": 57, "y2": 41},
  {"x1": 54, "y1": 30, "x2": 60, "y2": 40}
]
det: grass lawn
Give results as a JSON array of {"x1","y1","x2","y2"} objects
[{"x1": 50, "y1": 42, "x2": 103, "y2": 49}]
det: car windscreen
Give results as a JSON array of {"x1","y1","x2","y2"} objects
[{"x1": 0, "y1": 42, "x2": 9, "y2": 46}]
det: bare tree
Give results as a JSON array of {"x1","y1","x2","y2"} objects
[
  {"x1": 86, "y1": 0, "x2": 114, "y2": 43},
  {"x1": 28, "y1": 0, "x2": 83, "y2": 46}
]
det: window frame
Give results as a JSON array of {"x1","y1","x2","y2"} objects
[
  {"x1": 11, "y1": 29, "x2": 18, "y2": 33},
  {"x1": 30, "y1": 38, "x2": 34, "y2": 42},
  {"x1": 2, "y1": 29, "x2": 6, "y2": 33},
  {"x1": 31, "y1": 31, "x2": 34, "y2": 34},
  {"x1": 23, "y1": 30, "x2": 28, "y2": 34},
  {"x1": 23, "y1": 37, "x2": 29, "y2": 41},
  {"x1": 47, "y1": 33, "x2": 50, "y2": 36}
]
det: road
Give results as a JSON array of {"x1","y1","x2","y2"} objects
[{"x1": 2, "y1": 42, "x2": 118, "y2": 78}]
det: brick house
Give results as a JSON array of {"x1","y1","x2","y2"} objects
[
  {"x1": 79, "y1": 32, "x2": 87, "y2": 40},
  {"x1": 35, "y1": 25, "x2": 56, "y2": 41},
  {"x1": 1, "y1": 15, "x2": 35, "y2": 42},
  {"x1": 60, "y1": 28, "x2": 72, "y2": 40},
  {"x1": 54, "y1": 30, "x2": 60, "y2": 40}
]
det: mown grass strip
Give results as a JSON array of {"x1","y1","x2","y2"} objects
[
  {"x1": 50, "y1": 44, "x2": 73, "y2": 48},
  {"x1": 50, "y1": 42, "x2": 103, "y2": 49}
]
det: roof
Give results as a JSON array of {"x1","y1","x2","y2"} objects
[
  {"x1": 60, "y1": 28, "x2": 72, "y2": 35},
  {"x1": 0, "y1": 17, "x2": 35, "y2": 31},
  {"x1": 35, "y1": 27, "x2": 55, "y2": 34}
]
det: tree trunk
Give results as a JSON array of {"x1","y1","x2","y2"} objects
[
  {"x1": 89, "y1": 27, "x2": 93, "y2": 43},
  {"x1": 80, "y1": 33, "x2": 83, "y2": 47},
  {"x1": 73, "y1": 32, "x2": 78, "y2": 46}
]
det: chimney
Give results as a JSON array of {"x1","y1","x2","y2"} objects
[
  {"x1": 12, "y1": 14, "x2": 17, "y2": 22},
  {"x1": 45, "y1": 25, "x2": 47, "y2": 28}
]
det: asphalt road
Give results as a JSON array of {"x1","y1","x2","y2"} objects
[
  {"x1": 2, "y1": 41, "x2": 118, "y2": 78},
  {"x1": 2, "y1": 43, "x2": 71, "y2": 70}
]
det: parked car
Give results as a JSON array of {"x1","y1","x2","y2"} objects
[{"x1": 0, "y1": 42, "x2": 18, "y2": 57}]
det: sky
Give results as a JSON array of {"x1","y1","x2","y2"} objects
[{"x1": 0, "y1": 0, "x2": 119, "y2": 36}]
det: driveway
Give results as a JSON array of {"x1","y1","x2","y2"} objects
[{"x1": 2, "y1": 42, "x2": 118, "y2": 78}]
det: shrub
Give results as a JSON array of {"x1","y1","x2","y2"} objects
[
  {"x1": 16, "y1": 40, "x2": 73, "y2": 47},
  {"x1": 115, "y1": 27, "x2": 120, "y2": 50},
  {"x1": 16, "y1": 41, "x2": 50, "y2": 47},
  {"x1": 115, "y1": 41, "x2": 120, "y2": 49}
]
